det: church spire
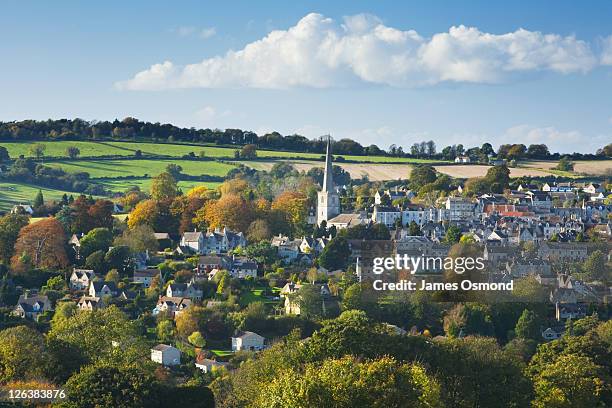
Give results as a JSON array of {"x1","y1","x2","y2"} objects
[{"x1": 322, "y1": 135, "x2": 334, "y2": 192}]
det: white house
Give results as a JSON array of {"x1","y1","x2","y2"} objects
[
  {"x1": 445, "y1": 197, "x2": 475, "y2": 221},
  {"x1": 89, "y1": 281, "x2": 118, "y2": 298},
  {"x1": 69, "y1": 269, "x2": 95, "y2": 291},
  {"x1": 151, "y1": 344, "x2": 181, "y2": 366},
  {"x1": 77, "y1": 296, "x2": 105, "y2": 311},
  {"x1": 133, "y1": 268, "x2": 162, "y2": 288},
  {"x1": 154, "y1": 296, "x2": 192, "y2": 317},
  {"x1": 166, "y1": 282, "x2": 203, "y2": 300},
  {"x1": 454, "y1": 156, "x2": 471, "y2": 164},
  {"x1": 195, "y1": 353, "x2": 228, "y2": 373},
  {"x1": 372, "y1": 205, "x2": 402, "y2": 228},
  {"x1": 231, "y1": 331, "x2": 265, "y2": 351},
  {"x1": 180, "y1": 231, "x2": 205, "y2": 254},
  {"x1": 12, "y1": 293, "x2": 52, "y2": 319},
  {"x1": 11, "y1": 204, "x2": 34, "y2": 215}
]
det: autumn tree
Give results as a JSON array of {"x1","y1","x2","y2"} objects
[
  {"x1": 240, "y1": 144, "x2": 257, "y2": 159},
  {"x1": 88, "y1": 199, "x2": 114, "y2": 230},
  {"x1": 246, "y1": 219, "x2": 271, "y2": 242},
  {"x1": 196, "y1": 194, "x2": 253, "y2": 232},
  {"x1": 271, "y1": 191, "x2": 308, "y2": 231},
  {"x1": 11, "y1": 218, "x2": 69, "y2": 273},
  {"x1": 219, "y1": 178, "x2": 250, "y2": 197},
  {"x1": 128, "y1": 199, "x2": 159, "y2": 229}
]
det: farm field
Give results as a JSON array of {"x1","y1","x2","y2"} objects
[
  {"x1": 99, "y1": 178, "x2": 221, "y2": 193},
  {"x1": 243, "y1": 160, "x2": 558, "y2": 181},
  {"x1": 520, "y1": 160, "x2": 612, "y2": 176},
  {"x1": 0, "y1": 182, "x2": 89, "y2": 211},
  {"x1": 46, "y1": 159, "x2": 235, "y2": 178},
  {"x1": 0, "y1": 140, "x2": 442, "y2": 163},
  {"x1": 434, "y1": 164, "x2": 556, "y2": 178}
]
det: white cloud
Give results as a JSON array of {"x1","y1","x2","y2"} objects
[
  {"x1": 602, "y1": 35, "x2": 612, "y2": 65},
  {"x1": 193, "y1": 106, "x2": 231, "y2": 127},
  {"x1": 172, "y1": 26, "x2": 216, "y2": 39},
  {"x1": 503, "y1": 124, "x2": 609, "y2": 153},
  {"x1": 117, "y1": 13, "x2": 605, "y2": 90},
  {"x1": 200, "y1": 27, "x2": 216, "y2": 39}
]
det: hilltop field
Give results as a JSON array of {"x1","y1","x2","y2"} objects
[{"x1": 0, "y1": 140, "x2": 610, "y2": 210}]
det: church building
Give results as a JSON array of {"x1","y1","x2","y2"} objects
[{"x1": 317, "y1": 136, "x2": 340, "y2": 225}]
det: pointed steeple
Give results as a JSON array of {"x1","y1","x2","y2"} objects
[{"x1": 322, "y1": 135, "x2": 334, "y2": 193}]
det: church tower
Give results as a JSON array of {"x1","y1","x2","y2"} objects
[{"x1": 317, "y1": 136, "x2": 340, "y2": 225}]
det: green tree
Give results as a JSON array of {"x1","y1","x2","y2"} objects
[
  {"x1": 410, "y1": 165, "x2": 437, "y2": 190},
  {"x1": 48, "y1": 305, "x2": 146, "y2": 366},
  {"x1": 79, "y1": 228, "x2": 113, "y2": 259},
  {"x1": 64, "y1": 364, "x2": 159, "y2": 408},
  {"x1": 188, "y1": 331, "x2": 206, "y2": 348},
  {"x1": 0, "y1": 145, "x2": 9, "y2": 162},
  {"x1": 66, "y1": 146, "x2": 81, "y2": 159},
  {"x1": 531, "y1": 354, "x2": 611, "y2": 408},
  {"x1": 29, "y1": 143, "x2": 46, "y2": 159},
  {"x1": 485, "y1": 164, "x2": 510, "y2": 191},
  {"x1": 0, "y1": 214, "x2": 29, "y2": 264},
  {"x1": 555, "y1": 156, "x2": 574, "y2": 172},
  {"x1": 165, "y1": 163, "x2": 183, "y2": 179},
  {"x1": 444, "y1": 225, "x2": 462, "y2": 244},
  {"x1": 408, "y1": 221, "x2": 422, "y2": 236},
  {"x1": 582, "y1": 250, "x2": 607, "y2": 281},
  {"x1": 150, "y1": 172, "x2": 178, "y2": 201},
  {"x1": 33, "y1": 189, "x2": 44, "y2": 208},
  {"x1": 157, "y1": 319, "x2": 175, "y2": 342},
  {"x1": 0, "y1": 326, "x2": 45, "y2": 383},
  {"x1": 515, "y1": 309, "x2": 540, "y2": 341},
  {"x1": 258, "y1": 356, "x2": 442, "y2": 408},
  {"x1": 51, "y1": 301, "x2": 78, "y2": 327},
  {"x1": 318, "y1": 236, "x2": 350, "y2": 270}
]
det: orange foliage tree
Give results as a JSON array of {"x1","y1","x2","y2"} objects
[
  {"x1": 194, "y1": 194, "x2": 253, "y2": 232},
  {"x1": 271, "y1": 191, "x2": 309, "y2": 227},
  {"x1": 11, "y1": 218, "x2": 69, "y2": 273}
]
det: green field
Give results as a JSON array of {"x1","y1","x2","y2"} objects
[
  {"x1": 46, "y1": 159, "x2": 235, "y2": 178},
  {"x1": 0, "y1": 182, "x2": 86, "y2": 211},
  {"x1": 0, "y1": 140, "x2": 440, "y2": 163},
  {"x1": 0, "y1": 179, "x2": 221, "y2": 211},
  {"x1": 100, "y1": 178, "x2": 221, "y2": 193}
]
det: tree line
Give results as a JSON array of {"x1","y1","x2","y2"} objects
[{"x1": 1, "y1": 118, "x2": 610, "y2": 159}]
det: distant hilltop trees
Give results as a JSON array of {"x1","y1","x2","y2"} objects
[{"x1": 0, "y1": 117, "x2": 610, "y2": 160}]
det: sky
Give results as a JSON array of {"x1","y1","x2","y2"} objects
[{"x1": 1, "y1": 1, "x2": 611, "y2": 154}]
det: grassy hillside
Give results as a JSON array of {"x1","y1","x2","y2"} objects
[
  {"x1": 0, "y1": 182, "x2": 86, "y2": 210},
  {"x1": 46, "y1": 159, "x2": 235, "y2": 178},
  {"x1": 0, "y1": 140, "x2": 441, "y2": 163}
]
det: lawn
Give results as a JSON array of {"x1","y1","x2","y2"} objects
[
  {"x1": 239, "y1": 287, "x2": 281, "y2": 307},
  {"x1": 210, "y1": 349, "x2": 234, "y2": 357},
  {"x1": 46, "y1": 159, "x2": 235, "y2": 178}
]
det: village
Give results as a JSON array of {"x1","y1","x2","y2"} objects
[{"x1": 4, "y1": 137, "x2": 610, "y2": 381}]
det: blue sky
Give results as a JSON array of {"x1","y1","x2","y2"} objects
[{"x1": 1, "y1": 1, "x2": 611, "y2": 153}]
